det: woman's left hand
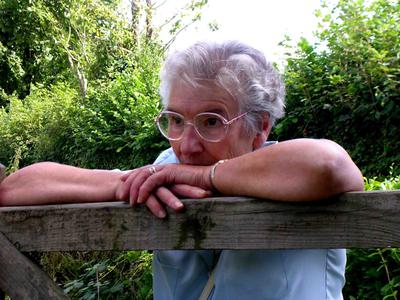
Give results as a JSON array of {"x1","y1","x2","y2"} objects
[{"x1": 115, "y1": 164, "x2": 213, "y2": 218}]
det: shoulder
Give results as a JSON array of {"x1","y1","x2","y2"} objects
[
  {"x1": 153, "y1": 147, "x2": 179, "y2": 165},
  {"x1": 264, "y1": 141, "x2": 278, "y2": 147}
]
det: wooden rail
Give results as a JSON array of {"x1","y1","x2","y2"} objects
[{"x1": 0, "y1": 190, "x2": 399, "y2": 299}]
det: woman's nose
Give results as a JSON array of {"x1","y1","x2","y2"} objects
[{"x1": 179, "y1": 125, "x2": 203, "y2": 156}]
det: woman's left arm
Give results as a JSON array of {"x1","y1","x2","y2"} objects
[
  {"x1": 210, "y1": 138, "x2": 364, "y2": 201},
  {"x1": 132, "y1": 139, "x2": 364, "y2": 204}
]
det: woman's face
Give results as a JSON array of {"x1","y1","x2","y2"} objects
[{"x1": 166, "y1": 82, "x2": 259, "y2": 165}]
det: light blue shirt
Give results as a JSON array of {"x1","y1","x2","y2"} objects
[{"x1": 152, "y1": 146, "x2": 346, "y2": 300}]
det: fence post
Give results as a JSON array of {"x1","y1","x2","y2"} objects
[
  {"x1": 0, "y1": 163, "x2": 5, "y2": 183},
  {"x1": 0, "y1": 232, "x2": 69, "y2": 300}
]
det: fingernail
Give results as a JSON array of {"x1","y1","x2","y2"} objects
[
  {"x1": 158, "y1": 210, "x2": 166, "y2": 218},
  {"x1": 174, "y1": 201, "x2": 184, "y2": 209},
  {"x1": 204, "y1": 190, "x2": 213, "y2": 197}
]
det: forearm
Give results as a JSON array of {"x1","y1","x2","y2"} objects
[
  {"x1": 0, "y1": 162, "x2": 124, "y2": 206},
  {"x1": 212, "y1": 139, "x2": 364, "y2": 201}
]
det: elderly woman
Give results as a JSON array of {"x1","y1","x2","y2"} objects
[{"x1": 0, "y1": 41, "x2": 363, "y2": 300}]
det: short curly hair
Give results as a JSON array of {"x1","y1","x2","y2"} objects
[{"x1": 159, "y1": 40, "x2": 285, "y2": 134}]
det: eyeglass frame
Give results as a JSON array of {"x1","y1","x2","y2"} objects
[{"x1": 156, "y1": 110, "x2": 248, "y2": 142}]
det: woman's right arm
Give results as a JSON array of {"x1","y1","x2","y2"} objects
[
  {"x1": 0, "y1": 162, "x2": 123, "y2": 206},
  {"x1": 0, "y1": 162, "x2": 210, "y2": 219}
]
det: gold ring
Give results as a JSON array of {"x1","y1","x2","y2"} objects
[{"x1": 149, "y1": 166, "x2": 157, "y2": 175}]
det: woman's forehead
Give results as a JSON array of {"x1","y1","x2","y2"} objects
[{"x1": 167, "y1": 82, "x2": 239, "y2": 116}]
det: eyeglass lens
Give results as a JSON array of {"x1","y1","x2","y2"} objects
[{"x1": 157, "y1": 112, "x2": 227, "y2": 142}]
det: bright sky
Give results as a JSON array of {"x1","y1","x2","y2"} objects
[{"x1": 153, "y1": 0, "x2": 326, "y2": 64}]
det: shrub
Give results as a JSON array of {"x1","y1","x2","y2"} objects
[
  {"x1": 41, "y1": 251, "x2": 153, "y2": 300},
  {"x1": 0, "y1": 83, "x2": 78, "y2": 171},
  {"x1": 344, "y1": 173, "x2": 400, "y2": 300},
  {"x1": 60, "y1": 65, "x2": 168, "y2": 170},
  {"x1": 0, "y1": 43, "x2": 168, "y2": 171},
  {"x1": 275, "y1": 0, "x2": 400, "y2": 177}
]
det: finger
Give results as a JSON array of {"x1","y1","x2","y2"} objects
[
  {"x1": 169, "y1": 184, "x2": 213, "y2": 199},
  {"x1": 155, "y1": 187, "x2": 184, "y2": 211},
  {"x1": 120, "y1": 170, "x2": 135, "y2": 181},
  {"x1": 129, "y1": 166, "x2": 159, "y2": 205},
  {"x1": 137, "y1": 164, "x2": 183, "y2": 204},
  {"x1": 137, "y1": 164, "x2": 211, "y2": 203},
  {"x1": 121, "y1": 164, "x2": 166, "y2": 184},
  {"x1": 116, "y1": 170, "x2": 139, "y2": 200},
  {"x1": 145, "y1": 194, "x2": 167, "y2": 219}
]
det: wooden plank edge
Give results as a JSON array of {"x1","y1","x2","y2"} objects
[
  {"x1": 0, "y1": 191, "x2": 399, "y2": 251},
  {"x1": 0, "y1": 232, "x2": 69, "y2": 299}
]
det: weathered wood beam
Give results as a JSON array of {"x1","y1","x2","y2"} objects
[
  {"x1": 0, "y1": 191, "x2": 399, "y2": 251},
  {"x1": 0, "y1": 164, "x2": 5, "y2": 183},
  {"x1": 0, "y1": 232, "x2": 68, "y2": 299}
]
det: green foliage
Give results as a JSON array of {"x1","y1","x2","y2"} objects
[
  {"x1": 345, "y1": 248, "x2": 400, "y2": 300},
  {"x1": 364, "y1": 168, "x2": 400, "y2": 191},
  {"x1": 62, "y1": 51, "x2": 169, "y2": 170},
  {"x1": 0, "y1": 62, "x2": 168, "y2": 171},
  {"x1": 0, "y1": 0, "x2": 137, "y2": 100},
  {"x1": 0, "y1": 83, "x2": 78, "y2": 171},
  {"x1": 0, "y1": 0, "x2": 68, "y2": 99},
  {"x1": 41, "y1": 251, "x2": 153, "y2": 300},
  {"x1": 275, "y1": 0, "x2": 400, "y2": 177},
  {"x1": 344, "y1": 174, "x2": 400, "y2": 300},
  {"x1": 161, "y1": 0, "x2": 210, "y2": 49},
  {"x1": 0, "y1": 32, "x2": 167, "y2": 170}
]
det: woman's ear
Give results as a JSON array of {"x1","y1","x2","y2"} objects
[{"x1": 252, "y1": 113, "x2": 271, "y2": 150}]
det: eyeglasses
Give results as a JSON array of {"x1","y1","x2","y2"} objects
[{"x1": 156, "y1": 110, "x2": 247, "y2": 142}]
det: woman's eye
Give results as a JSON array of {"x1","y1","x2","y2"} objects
[
  {"x1": 170, "y1": 116, "x2": 183, "y2": 126},
  {"x1": 204, "y1": 117, "x2": 222, "y2": 127}
]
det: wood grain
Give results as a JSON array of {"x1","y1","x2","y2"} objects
[
  {"x1": 0, "y1": 164, "x2": 5, "y2": 183},
  {"x1": 0, "y1": 232, "x2": 68, "y2": 299},
  {"x1": 0, "y1": 191, "x2": 399, "y2": 251}
]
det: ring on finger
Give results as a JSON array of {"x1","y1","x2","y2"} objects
[{"x1": 148, "y1": 166, "x2": 157, "y2": 175}]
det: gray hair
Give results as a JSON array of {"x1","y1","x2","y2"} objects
[{"x1": 159, "y1": 40, "x2": 285, "y2": 134}]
